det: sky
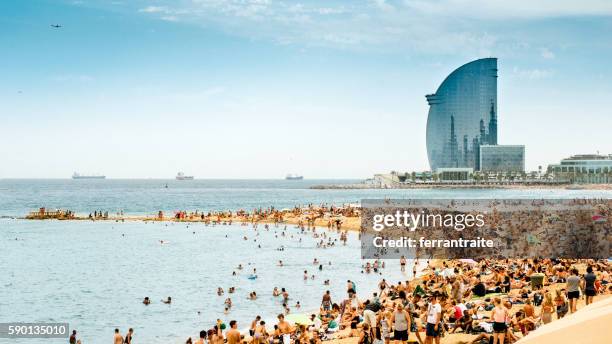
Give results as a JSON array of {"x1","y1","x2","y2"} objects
[{"x1": 0, "y1": 0, "x2": 611, "y2": 179}]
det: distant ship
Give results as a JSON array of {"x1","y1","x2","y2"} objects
[
  {"x1": 176, "y1": 172, "x2": 194, "y2": 180},
  {"x1": 285, "y1": 174, "x2": 304, "y2": 180},
  {"x1": 72, "y1": 172, "x2": 105, "y2": 179}
]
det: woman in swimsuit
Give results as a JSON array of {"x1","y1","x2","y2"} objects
[
  {"x1": 491, "y1": 297, "x2": 509, "y2": 344},
  {"x1": 541, "y1": 292, "x2": 554, "y2": 324},
  {"x1": 377, "y1": 310, "x2": 391, "y2": 344},
  {"x1": 554, "y1": 289, "x2": 568, "y2": 319}
]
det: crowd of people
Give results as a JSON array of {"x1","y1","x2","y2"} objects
[
  {"x1": 178, "y1": 213, "x2": 610, "y2": 344},
  {"x1": 183, "y1": 257, "x2": 610, "y2": 344}
]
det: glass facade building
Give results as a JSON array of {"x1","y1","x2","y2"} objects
[
  {"x1": 548, "y1": 154, "x2": 612, "y2": 183},
  {"x1": 426, "y1": 58, "x2": 498, "y2": 171},
  {"x1": 479, "y1": 145, "x2": 525, "y2": 172}
]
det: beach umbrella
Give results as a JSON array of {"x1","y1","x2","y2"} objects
[{"x1": 285, "y1": 313, "x2": 314, "y2": 326}]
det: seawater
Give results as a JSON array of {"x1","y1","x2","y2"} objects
[
  {"x1": 1, "y1": 219, "x2": 416, "y2": 344},
  {"x1": 1, "y1": 180, "x2": 611, "y2": 343},
  {"x1": 1, "y1": 179, "x2": 612, "y2": 216}
]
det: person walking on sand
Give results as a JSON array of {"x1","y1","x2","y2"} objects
[
  {"x1": 391, "y1": 303, "x2": 410, "y2": 344},
  {"x1": 226, "y1": 320, "x2": 241, "y2": 344},
  {"x1": 583, "y1": 266, "x2": 597, "y2": 306},
  {"x1": 114, "y1": 329, "x2": 123, "y2": 344},
  {"x1": 491, "y1": 297, "x2": 508, "y2": 344},
  {"x1": 425, "y1": 294, "x2": 441, "y2": 344},
  {"x1": 566, "y1": 268, "x2": 581, "y2": 313}
]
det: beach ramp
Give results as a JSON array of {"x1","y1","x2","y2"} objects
[{"x1": 516, "y1": 296, "x2": 612, "y2": 344}]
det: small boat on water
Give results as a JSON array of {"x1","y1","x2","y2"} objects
[
  {"x1": 285, "y1": 174, "x2": 303, "y2": 180},
  {"x1": 72, "y1": 172, "x2": 105, "y2": 179},
  {"x1": 176, "y1": 172, "x2": 194, "y2": 180}
]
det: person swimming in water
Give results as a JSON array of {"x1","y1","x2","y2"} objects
[
  {"x1": 162, "y1": 296, "x2": 172, "y2": 304},
  {"x1": 143, "y1": 297, "x2": 151, "y2": 305}
]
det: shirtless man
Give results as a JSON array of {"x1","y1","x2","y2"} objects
[
  {"x1": 321, "y1": 290, "x2": 332, "y2": 311},
  {"x1": 113, "y1": 329, "x2": 123, "y2": 344},
  {"x1": 194, "y1": 330, "x2": 207, "y2": 344},
  {"x1": 277, "y1": 314, "x2": 294, "y2": 344},
  {"x1": 250, "y1": 316, "x2": 261, "y2": 336},
  {"x1": 226, "y1": 320, "x2": 241, "y2": 344}
]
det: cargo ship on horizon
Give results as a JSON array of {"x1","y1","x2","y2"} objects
[
  {"x1": 72, "y1": 172, "x2": 106, "y2": 179},
  {"x1": 176, "y1": 172, "x2": 194, "y2": 180},
  {"x1": 285, "y1": 173, "x2": 304, "y2": 180}
]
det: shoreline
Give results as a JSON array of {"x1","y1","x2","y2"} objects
[{"x1": 20, "y1": 206, "x2": 364, "y2": 231}]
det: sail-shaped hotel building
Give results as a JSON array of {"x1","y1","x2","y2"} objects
[{"x1": 425, "y1": 58, "x2": 499, "y2": 171}]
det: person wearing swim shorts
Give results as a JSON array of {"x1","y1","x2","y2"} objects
[
  {"x1": 322, "y1": 290, "x2": 332, "y2": 311},
  {"x1": 583, "y1": 266, "x2": 597, "y2": 306},
  {"x1": 425, "y1": 294, "x2": 441, "y2": 344},
  {"x1": 566, "y1": 268, "x2": 581, "y2": 313},
  {"x1": 392, "y1": 303, "x2": 410, "y2": 344},
  {"x1": 277, "y1": 314, "x2": 294, "y2": 344},
  {"x1": 491, "y1": 297, "x2": 508, "y2": 344}
]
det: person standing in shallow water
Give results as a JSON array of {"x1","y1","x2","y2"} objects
[
  {"x1": 113, "y1": 328, "x2": 123, "y2": 344},
  {"x1": 321, "y1": 290, "x2": 332, "y2": 311},
  {"x1": 400, "y1": 256, "x2": 407, "y2": 272},
  {"x1": 124, "y1": 328, "x2": 133, "y2": 344}
]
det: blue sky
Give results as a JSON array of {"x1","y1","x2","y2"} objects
[{"x1": 1, "y1": 0, "x2": 611, "y2": 178}]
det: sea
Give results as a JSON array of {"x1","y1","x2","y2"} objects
[{"x1": 1, "y1": 179, "x2": 611, "y2": 344}]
